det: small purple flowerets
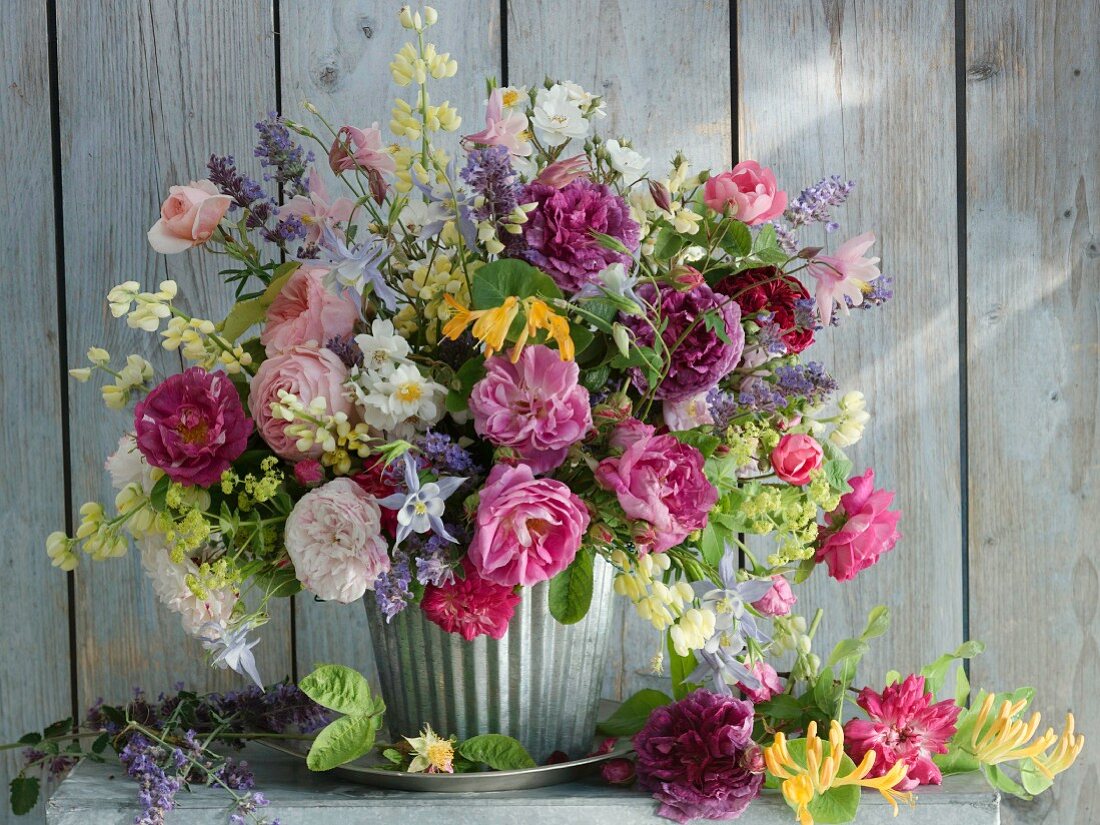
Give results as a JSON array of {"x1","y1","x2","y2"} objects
[
  {"x1": 772, "y1": 174, "x2": 856, "y2": 252},
  {"x1": 325, "y1": 336, "x2": 365, "y2": 369},
  {"x1": 415, "y1": 533, "x2": 459, "y2": 588},
  {"x1": 228, "y1": 791, "x2": 275, "y2": 825},
  {"x1": 374, "y1": 551, "x2": 414, "y2": 621},
  {"x1": 119, "y1": 734, "x2": 185, "y2": 825},
  {"x1": 254, "y1": 113, "x2": 313, "y2": 197},
  {"x1": 461, "y1": 145, "x2": 521, "y2": 223},
  {"x1": 261, "y1": 214, "x2": 307, "y2": 247},
  {"x1": 207, "y1": 155, "x2": 269, "y2": 213},
  {"x1": 846, "y1": 274, "x2": 894, "y2": 308},
  {"x1": 775, "y1": 361, "x2": 837, "y2": 405},
  {"x1": 415, "y1": 430, "x2": 481, "y2": 476},
  {"x1": 213, "y1": 758, "x2": 256, "y2": 791}
]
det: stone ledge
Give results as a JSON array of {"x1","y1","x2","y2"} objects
[{"x1": 46, "y1": 745, "x2": 999, "y2": 825}]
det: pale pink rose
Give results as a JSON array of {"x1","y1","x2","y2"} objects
[
  {"x1": 751, "y1": 575, "x2": 797, "y2": 617},
  {"x1": 807, "y1": 232, "x2": 882, "y2": 326},
  {"x1": 769, "y1": 433, "x2": 823, "y2": 486},
  {"x1": 816, "y1": 468, "x2": 902, "y2": 582},
  {"x1": 278, "y1": 169, "x2": 356, "y2": 244},
  {"x1": 467, "y1": 463, "x2": 590, "y2": 588},
  {"x1": 260, "y1": 266, "x2": 360, "y2": 356},
  {"x1": 147, "y1": 179, "x2": 233, "y2": 254},
  {"x1": 328, "y1": 124, "x2": 396, "y2": 175},
  {"x1": 248, "y1": 345, "x2": 354, "y2": 461},
  {"x1": 284, "y1": 478, "x2": 390, "y2": 603},
  {"x1": 703, "y1": 161, "x2": 788, "y2": 226},
  {"x1": 465, "y1": 88, "x2": 533, "y2": 157},
  {"x1": 662, "y1": 392, "x2": 715, "y2": 431},
  {"x1": 469, "y1": 345, "x2": 592, "y2": 474},
  {"x1": 737, "y1": 662, "x2": 782, "y2": 704}
]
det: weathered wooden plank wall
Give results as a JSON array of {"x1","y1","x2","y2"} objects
[{"x1": 0, "y1": 2, "x2": 1095, "y2": 824}]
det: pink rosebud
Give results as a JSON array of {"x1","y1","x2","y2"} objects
[
  {"x1": 648, "y1": 179, "x2": 672, "y2": 213},
  {"x1": 588, "y1": 522, "x2": 616, "y2": 544},
  {"x1": 703, "y1": 160, "x2": 788, "y2": 226},
  {"x1": 816, "y1": 468, "x2": 902, "y2": 581},
  {"x1": 601, "y1": 758, "x2": 636, "y2": 785},
  {"x1": 328, "y1": 124, "x2": 397, "y2": 176},
  {"x1": 752, "y1": 575, "x2": 797, "y2": 617},
  {"x1": 670, "y1": 264, "x2": 705, "y2": 291},
  {"x1": 770, "y1": 433, "x2": 824, "y2": 486},
  {"x1": 590, "y1": 737, "x2": 618, "y2": 756},
  {"x1": 293, "y1": 459, "x2": 325, "y2": 486},
  {"x1": 147, "y1": 180, "x2": 232, "y2": 254},
  {"x1": 737, "y1": 661, "x2": 782, "y2": 704},
  {"x1": 740, "y1": 745, "x2": 766, "y2": 775},
  {"x1": 535, "y1": 155, "x2": 591, "y2": 188}
]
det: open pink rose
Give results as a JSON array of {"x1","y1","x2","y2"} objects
[
  {"x1": 751, "y1": 575, "x2": 797, "y2": 617},
  {"x1": 703, "y1": 161, "x2": 787, "y2": 226},
  {"x1": 737, "y1": 662, "x2": 782, "y2": 704},
  {"x1": 467, "y1": 463, "x2": 590, "y2": 588},
  {"x1": 770, "y1": 433, "x2": 823, "y2": 486},
  {"x1": 248, "y1": 345, "x2": 353, "y2": 461},
  {"x1": 421, "y1": 559, "x2": 520, "y2": 641},
  {"x1": 147, "y1": 179, "x2": 233, "y2": 254},
  {"x1": 469, "y1": 345, "x2": 592, "y2": 474},
  {"x1": 816, "y1": 468, "x2": 902, "y2": 581},
  {"x1": 595, "y1": 420, "x2": 717, "y2": 553},
  {"x1": 260, "y1": 266, "x2": 360, "y2": 356}
]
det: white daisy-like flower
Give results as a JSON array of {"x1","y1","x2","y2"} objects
[
  {"x1": 139, "y1": 537, "x2": 237, "y2": 638},
  {"x1": 352, "y1": 362, "x2": 445, "y2": 433},
  {"x1": 531, "y1": 85, "x2": 588, "y2": 147},
  {"x1": 354, "y1": 318, "x2": 411, "y2": 373},
  {"x1": 560, "y1": 81, "x2": 606, "y2": 118},
  {"x1": 105, "y1": 434, "x2": 161, "y2": 493},
  {"x1": 605, "y1": 139, "x2": 650, "y2": 181}
]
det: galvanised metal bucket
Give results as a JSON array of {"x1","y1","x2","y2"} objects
[{"x1": 364, "y1": 557, "x2": 616, "y2": 762}]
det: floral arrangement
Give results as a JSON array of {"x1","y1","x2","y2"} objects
[{"x1": 42, "y1": 5, "x2": 1081, "y2": 824}]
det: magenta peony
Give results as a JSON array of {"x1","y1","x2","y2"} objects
[
  {"x1": 622, "y1": 283, "x2": 743, "y2": 402},
  {"x1": 633, "y1": 690, "x2": 763, "y2": 823},
  {"x1": 260, "y1": 266, "x2": 360, "y2": 356},
  {"x1": 133, "y1": 367, "x2": 251, "y2": 487},
  {"x1": 843, "y1": 674, "x2": 961, "y2": 791},
  {"x1": 248, "y1": 345, "x2": 354, "y2": 461},
  {"x1": 283, "y1": 478, "x2": 390, "y2": 603},
  {"x1": 520, "y1": 178, "x2": 640, "y2": 293},
  {"x1": 751, "y1": 575, "x2": 797, "y2": 617},
  {"x1": 420, "y1": 559, "x2": 521, "y2": 641},
  {"x1": 702, "y1": 160, "x2": 787, "y2": 226},
  {"x1": 769, "y1": 433, "x2": 823, "y2": 486},
  {"x1": 815, "y1": 467, "x2": 901, "y2": 581},
  {"x1": 595, "y1": 420, "x2": 716, "y2": 553},
  {"x1": 467, "y1": 463, "x2": 590, "y2": 587},
  {"x1": 736, "y1": 662, "x2": 782, "y2": 704},
  {"x1": 468, "y1": 345, "x2": 592, "y2": 473}
]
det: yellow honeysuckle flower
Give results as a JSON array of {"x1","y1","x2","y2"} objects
[
  {"x1": 1032, "y1": 713, "x2": 1085, "y2": 780},
  {"x1": 510, "y1": 297, "x2": 575, "y2": 362},
  {"x1": 764, "y1": 720, "x2": 914, "y2": 825},
  {"x1": 969, "y1": 693, "x2": 1058, "y2": 765},
  {"x1": 442, "y1": 294, "x2": 519, "y2": 358}
]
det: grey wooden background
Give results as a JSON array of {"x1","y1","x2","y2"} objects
[{"x1": 1, "y1": 1, "x2": 1095, "y2": 823}]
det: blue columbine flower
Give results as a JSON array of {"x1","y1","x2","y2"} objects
[
  {"x1": 377, "y1": 452, "x2": 466, "y2": 548},
  {"x1": 313, "y1": 223, "x2": 397, "y2": 309},
  {"x1": 201, "y1": 622, "x2": 263, "y2": 690}
]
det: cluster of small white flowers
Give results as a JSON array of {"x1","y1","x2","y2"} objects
[
  {"x1": 69, "y1": 347, "x2": 155, "y2": 410},
  {"x1": 108, "y1": 279, "x2": 177, "y2": 332},
  {"x1": 831, "y1": 391, "x2": 870, "y2": 446},
  {"x1": 531, "y1": 82, "x2": 605, "y2": 148},
  {"x1": 269, "y1": 391, "x2": 373, "y2": 475},
  {"x1": 161, "y1": 315, "x2": 253, "y2": 374}
]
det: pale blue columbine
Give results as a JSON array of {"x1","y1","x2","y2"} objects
[
  {"x1": 377, "y1": 452, "x2": 466, "y2": 548},
  {"x1": 574, "y1": 262, "x2": 643, "y2": 310},
  {"x1": 201, "y1": 622, "x2": 263, "y2": 689},
  {"x1": 313, "y1": 224, "x2": 398, "y2": 310},
  {"x1": 689, "y1": 545, "x2": 773, "y2": 693}
]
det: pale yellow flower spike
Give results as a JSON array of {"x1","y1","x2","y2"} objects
[
  {"x1": 970, "y1": 694, "x2": 1058, "y2": 765},
  {"x1": 1033, "y1": 714, "x2": 1085, "y2": 780}
]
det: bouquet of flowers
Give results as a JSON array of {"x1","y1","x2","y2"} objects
[{"x1": 44, "y1": 5, "x2": 1081, "y2": 824}]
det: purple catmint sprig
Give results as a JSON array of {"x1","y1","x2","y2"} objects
[
  {"x1": 261, "y1": 215, "x2": 307, "y2": 247},
  {"x1": 461, "y1": 145, "x2": 520, "y2": 223},
  {"x1": 254, "y1": 112, "x2": 313, "y2": 197},
  {"x1": 207, "y1": 155, "x2": 269, "y2": 211},
  {"x1": 774, "y1": 361, "x2": 837, "y2": 405},
  {"x1": 772, "y1": 174, "x2": 856, "y2": 252},
  {"x1": 374, "y1": 552, "x2": 413, "y2": 621}
]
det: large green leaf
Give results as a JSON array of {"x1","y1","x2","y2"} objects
[
  {"x1": 219, "y1": 262, "x2": 299, "y2": 342},
  {"x1": 548, "y1": 547, "x2": 594, "y2": 624},
  {"x1": 306, "y1": 712, "x2": 382, "y2": 771},
  {"x1": 299, "y1": 664, "x2": 376, "y2": 716},
  {"x1": 9, "y1": 776, "x2": 40, "y2": 816},
  {"x1": 458, "y1": 734, "x2": 536, "y2": 770},
  {"x1": 470, "y1": 259, "x2": 562, "y2": 309},
  {"x1": 596, "y1": 689, "x2": 673, "y2": 736}
]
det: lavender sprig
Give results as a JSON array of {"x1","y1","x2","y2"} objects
[{"x1": 254, "y1": 112, "x2": 314, "y2": 197}]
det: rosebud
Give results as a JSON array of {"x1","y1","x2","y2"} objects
[
  {"x1": 631, "y1": 520, "x2": 659, "y2": 549},
  {"x1": 592, "y1": 394, "x2": 633, "y2": 427},
  {"x1": 647, "y1": 179, "x2": 672, "y2": 213},
  {"x1": 588, "y1": 522, "x2": 616, "y2": 544},
  {"x1": 601, "y1": 757, "x2": 636, "y2": 786},
  {"x1": 670, "y1": 264, "x2": 704, "y2": 291},
  {"x1": 590, "y1": 737, "x2": 618, "y2": 756},
  {"x1": 740, "y1": 745, "x2": 766, "y2": 775},
  {"x1": 798, "y1": 246, "x2": 823, "y2": 259},
  {"x1": 535, "y1": 154, "x2": 589, "y2": 188}
]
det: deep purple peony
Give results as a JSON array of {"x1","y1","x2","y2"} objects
[
  {"x1": 623, "y1": 283, "x2": 744, "y2": 401},
  {"x1": 633, "y1": 690, "x2": 763, "y2": 823},
  {"x1": 134, "y1": 367, "x2": 252, "y2": 487},
  {"x1": 519, "y1": 178, "x2": 640, "y2": 293}
]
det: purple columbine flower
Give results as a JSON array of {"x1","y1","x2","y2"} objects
[{"x1": 312, "y1": 224, "x2": 396, "y2": 309}]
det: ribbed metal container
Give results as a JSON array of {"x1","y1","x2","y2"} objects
[{"x1": 364, "y1": 557, "x2": 615, "y2": 762}]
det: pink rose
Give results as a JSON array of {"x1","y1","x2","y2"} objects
[
  {"x1": 751, "y1": 575, "x2": 797, "y2": 617},
  {"x1": 816, "y1": 468, "x2": 902, "y2": 581},
  {"x1": 260, "y1": 266, "x2": 360, "y2": 356},
  {"x1": 770, "y1": 433, "x2": 823, "y2": 486},
  {"x1": 248, "y1": 345, "x2": 354, "y2": 461},
  {"x1": 469, "y1": 345, "x2": 592, "y2": 474},
  {"x1": 662, "y1": 392, "x2": 714, "y2": 431},
  {"x1": 328, "y1": 124, "x2": 396, "y2": 175},
  {"x1": 595, "y1": 420, "x2": 717, "y2": 553},
  {"x1": 703, "y1": 161, "x2": 788, "y2": 226},
  {"x1": 284, "y1": 478, "x2": 390, "y2": 603},
  {"x1": 147, "y1": 179, "x2": 233, "y2": 254},
  {"x1": 468, "y1": 463, "x2": 590, "y2": 587},
  {"x1": 737, "y1": 662, "x2": 782, "y2": 704},
  {"x1": 421, "y1": 559, "x2": 520, "y2": 641}
]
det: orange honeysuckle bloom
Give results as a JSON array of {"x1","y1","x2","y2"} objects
[
  {"x1": 511, "y1": 298, "x2": 575, "y2": 363},
  {"x1": 764, "y1": 720, "x2": 914, "y2": 825},
  {"x1": 1032, "y1": 713, "x2": 1085, "y2": 780},
  {"x1": 969, "y1": 693, "x2": 1057, "y2": 765},
  {"x1": 442, "y1": 294, "x2": 519, "y2": 358}
]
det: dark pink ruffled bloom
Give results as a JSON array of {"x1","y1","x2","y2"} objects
[
  {"x1": 843, "y1": 674, "x2": 961, "y2": 791},
  {"x1": 622, "y1": 283, "x2": 743, "y2": 402},
  {"x1": 815, "y1": 468, "x2": 902, "y2": 581},
  {"x1": 633, "y1": 690, "x2": 763, "y2": 823},
  {"x1": 595, "y1": 420, "x2": 716, "y2": 553},
  {"x1": 520, "y1": 179, "x2": 640, "y2": 293},
  {"x1": 134, "y1": 367, "x2": 251, "y2": 487},
  {"x1": 420, "y1": 560, "x2": 520, "y2": 641}
]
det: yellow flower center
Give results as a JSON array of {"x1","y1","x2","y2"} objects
[
  {"x1": 426, "y1": 739, "x2": 454, "y2": 772},
  {"x1": 502, "y1": 89, "x2": 522, "y2": 107},
  {"x1": 396, "y1": 382, "x2": 423, "y2": 403}
]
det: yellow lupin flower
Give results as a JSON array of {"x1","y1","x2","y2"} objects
[
  {"x1": 764, "y1": 720, "x2": 914, "y2": 825},
  {"x1": 969, "y1": 693, "x2": 1058, "y2": 765},
  {"x1": 511, "y1": 297, "x2": 575, "y2": 362},
  {"x1": 1032, "y1": 713, "x2": 1085, "y2": 780}
]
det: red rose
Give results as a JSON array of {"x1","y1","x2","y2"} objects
[{"x1": 716, "y1": 266, "x2": 814, "y2": 354}]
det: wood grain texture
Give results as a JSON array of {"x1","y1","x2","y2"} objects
[
  {"x1": 278, "y1": 0, "x2": 501, "y2": 678},
  {"x1": 55, "y1": 0, "x2": 294, "y2": 704},
  {"x1": 965, "y1": 1, "x2": 1099, "y2": 822},
  {"x1": 508, "y1": 0, "x2": 733, "y2": 700},
  {"x1": 738, "y1": 1, "x2": 964, "y2": 684},
  {"x1": 0, "y1": 5, "x2": 72, "y2": 823}
]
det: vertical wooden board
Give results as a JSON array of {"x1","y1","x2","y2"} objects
[
  {"x1": 966, "y1": 1, "x2": 1099, "y2": 821},
  {"x1": 57, "y1": 0, "x2": 294, "y2": 704},
  {"x1": 508, "y1": 0, "x2": 732, "y2": 700},
  {"x1": 278, "y1": 0, "x2": 501, "y2": 676},
  {"x1": 0, "y1": 6, "x2": 72, "y2": 823},
  {"x1": 738, "y1": 2, "x2": 963, "y2": 685}
]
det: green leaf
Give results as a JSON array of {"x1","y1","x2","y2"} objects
[
  {"x1": 717, "y1": 220, "x2": 752, "y2": 258},
  {"x1": 580, "y1": 363, "x2": 611, "y2": 392},
  {"x1": 381, "y1": 748, "x2": 404, "y2": 765},
  {"x1": 671, "y1": 429, "x2": 722, "y2": 457},
  {"x1": 590, "y1": 230, "x2": 631, "y2": 255},
  {"x1": 884, "y1": 670, "x2": 901, "y2": 686},
  {"x1": 470, "y1": 259, "x2": 562, "y2": 309},
  {"x1": 821, "y1": 441, "x2": 853, "y2": 493},
  {"x1": 445, "y1": 357, "x2": 486, "y2": 414},
  {"x1": 1020, "y1": 758, "x2": 1054, "y2": 796},
  {"x1": 699, "y1": 522, "x2": 725, "y2": 568},
  {"x1": 756, "y1": 693, "x2": 806, "y2": 722},
  {"x1": 919, "y1": 640, "x2": 985, "y2": 698},
  {"x1": 16, "y1": 733, "x2": 42, "y2": 746},
  {"x1": 149, "y1": 474, "x2": 171, "y2": 511},
  {"x1": 548, "y1": 547, "x2": 594, "y2": 624},
  {"x1": 9, "y1": 776, "x2": 39, "y2": 816},
  {"x1": 251, "y1": 566, "x2": 302, "y2": 598},
  {"x1": 596, "y1": 689, "x2": 673, "y2": 736},
  {"x1": 933, "y1": 743, "x2": 981, "y2": 776},
  {"x1": 860, "y1": 606, "x2": 890, "y2": 640},
  {"x1": 983, "y1": 763, "x2": 1031, "y2": 800},
  {"x1": 752, "y1": 223, "x2": 779, "y2": 254},
  {"x1": 771, "y1": 738, "x2": 860, "y2": 824},
  {"x1": 458, "y1": 734, "x2": 536, "y2": 770},
  {"x1": 42, "y1": 719, "x2": 73, "y2": 739},
  {"x1": 954, "y1": 665, "x2": 970, "y2": 708},
  {"x1": 299, "y1": 664, "x2": 377, "y2": 715},
  {"x1": 652, "y1": 227, "x2": 685, "y2": 260},
  {"x1": 580, "y1": 297, "x2": 621, "y2": 324},
  {"x1": 826, "y1": 638, "x2": 868, "y2": 669},
  {"x1": 220, "y1": 263, "x2": 299, "y2": 342},
  {"x1": 91, "y1": 733, "x2": 110, "y2": 755},
  {"x1": 306, "y1": 712, "x2": 382, "y2": 771}
]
